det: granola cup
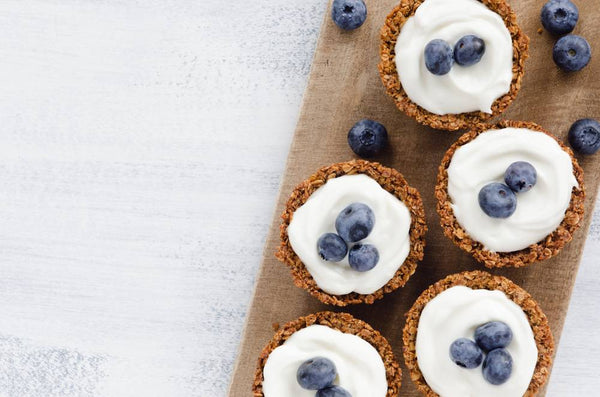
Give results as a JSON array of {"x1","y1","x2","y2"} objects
[
  {"x1": 403, "y1": 271, "x2": 554, "y2": 396},
  {"x1": 276, "y1": 160, "x2": 427, "y2": 306},
  {"x1": 254, "y1": 311, "x2": 402, "y2": 396},
  {"x1": 436, "y1": 120, "x2": 585, "y2": 268},
  {"x1": 379, "y1": 0, "x2": 529, "y2": 131}
]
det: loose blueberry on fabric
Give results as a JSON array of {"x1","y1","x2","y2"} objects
[
  {"x1": 335, "y1": 203, "x2": 375, "y2": 243},
  {"x1": 553, "y1": 34, "x2": 591, "y2": 72},
  {"x1": 569, "y1": 118, "x2": 600, "y2": 155},
  {"x1": 424, "y1": 39, "x2": 454, "y2": 75},
  {"x1": 475, "y1": 321, "x2": 513, "y2": 352},
  {"x1": 331, "y1": 0, "x2": 367, "y2": 31},
  {"x1": 348, "y1": 243, "x2": 379, "y2": 272},
  {"x1": 482, "y1": 348, "x2": 513, "y2": 385},
  {"x1": 478, "y1": 183, "x2": 517, "y2": 218},
  {"x1": 454, "y1": 35, "x2": 486, "y2": 66},
  {"x1": 449, "y1": 338, "x2": 484, "y2": 369},
  {"x1": 317, "y1": 385, "x2": 352, "y2": 397},
  {"x1": 347, "y1": 119, "x2": 388, "y2": 158},
  {"x1": 318, "y1": 233, "x2": 348, "y2": 262},
  {"x1": 297, "y1": 357, "x2": 337, "y2": 390},
  {"x1": 504, "y1": 161, "x2": 537, "y2": 193},
  {"x1": 541, "y1": 0, "x2": 579, "y2": 36}
]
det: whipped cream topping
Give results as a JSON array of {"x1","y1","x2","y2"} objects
[
  {"x1": 416, "y1": 286, "x2": 538, "y2": 397},
  {"x1": 447, "y1": 127, "x2": 578, "y2": 253},
  {"x1": 287, "y1": 174, "x2": 411, "y2": 295},
  {"x1": 263, "y1": 325, "x2": 388, "y2": 397},
  {"x1": 395, "y1": 0, "x2": 513, "y2": 115}
]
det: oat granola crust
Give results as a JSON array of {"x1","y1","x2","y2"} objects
[
  {"x1": 403, "y1": 271, "x2": 554, "y2": 397},
  {"x1": 253, "y1": 311, "x2": 402, "y2": 397},
  {"x1": 435, "y1": 120, "x2": 585, "y2": 268},
  {"x1": 275, "y1": 160, "x2": 427, "y2": 306},
  {"x1": 378, "y1": 0, "x2": 529, "y2": 131}
]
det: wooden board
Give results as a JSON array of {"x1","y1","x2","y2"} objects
[{"x1": 229, "y1": 0, "x2": 600, "y2": 395}]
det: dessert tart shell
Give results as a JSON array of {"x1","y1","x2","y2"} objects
[
  {"x1": 378, "y1": 0, "x2": 529, "y2": 131},
  {"x1": 435, "y1": 120, "x2": 585, "y2": 268},
  {"x1": 276, "y1": 160, "x2": 427, "y2": 306},
  {"x1": 403, "y1": 270, "x2": 554, "y2": 397},
  {"x1": 253, "y1": 311, "x2": 402, "y2": 397}
]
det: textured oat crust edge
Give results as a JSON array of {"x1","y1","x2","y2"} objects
[
  {"x1": 275, "y1": 160, "x2": 427, "y2": 306},
  {"x1": 378, "y1": 0, "x2": 530, "y2": 131},
  {"x1": 403, "y1": 271, "x2": 554, "y2": 397},
  {"x1": 435, "y1": 120, "x2": 585, "y2": 268},
  {"x1": 253, "y1": 311, "x2": 402, "y2": 396}
]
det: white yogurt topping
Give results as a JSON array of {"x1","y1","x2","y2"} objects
[
  {"x1": 447, "y1": 127, "x2": 578, "y2": 253},
  {"x1": 287, "y1": 174, "x2": 411, "y2": 295},
  {"x1": 263, "y1": 325, "x2": 388, "y2": 397},
  {"x1": 395, "y1": 0, "x2": 513, "y2": 115},
  {"x1": 416, "y1": 286, "x2": 538, "y2": 397}
]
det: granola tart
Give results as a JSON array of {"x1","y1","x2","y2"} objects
[
  {"x1": 275, "y1": 160, "x2": 427, "y2": 306},
  {"x1": 436, "y1": 120, "x2": 585, "y2": 268},
  {"x1": 403, "y1": 271, "x2": 554, "y2": 396},
  {"x1": 254, "y1": 311, "x2": 402, "y2": 396},
  {"x1": 379, "y1": 0, "x2": 529, "y2": 131}
]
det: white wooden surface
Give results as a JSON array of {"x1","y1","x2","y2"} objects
[{"x1": 0, "y1": 1, "x2": 597, "y2": 396}]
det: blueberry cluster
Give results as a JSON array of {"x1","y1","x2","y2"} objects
[
  {"x1": 540, "y1": 0, "x2": 591, "y2": 72},
  {"x1": 449, "y1": 321, "x2": 514, "y2": 385},
  {"x1": 297, "y1": 357, "x2": 352, "y2": 397},
  {"x1": 478, "y1": 161, "x2": 537, "y2": 219},
  {"x1": 424, "y1": 35, "x2": 485, "y2": 76},
  {"x1": 317, "y1": 203, "x2": 379, "y2": 272}
]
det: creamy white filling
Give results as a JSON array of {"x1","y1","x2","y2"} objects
[
  {"x1": 447, "y1": 127, "x2": 578, "y2": 253},
  {"x1": 287, "y1": 174, "x2": 411, "y2": 295},
  {"x1": 263, "y1": 325, "x2": 388, "y2": 397},
  {"x1": 416, "y1": 286, "x2": 538, "y2": 397},
  {"x1": 395, "y1": 0, "x2": 513, "y2": 115}
]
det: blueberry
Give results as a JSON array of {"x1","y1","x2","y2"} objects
[
  {"x1": 482, "y1": 348, "x2": 513, "y2": 385},
  {"x1": 569, "y1": 118, "x2": 600, "y2": 154},
  {"x1": 317, "y1": 385, "x2": 352, "y2": 397},
  {"x1": 331, "y1": 0, "x2": 367, "y2": 30},
  {"x1": 297, "y1": 357, "x2": 337, "y2": 390},
  {"x1": 504, "y1": 161, "x2": 537, "y2": 193},
  {"x1": 347, "y1": 119, "x2": 388, "y2": 158},
  {"x1": 478, "y1": 183, "x2": 517, "y2": 218},
  {"x1": 348, "y1": 243, "x2": 379, "y2": 272},
  {"x1": 317, "y1": 233, "x2": 348, "y2": 262},
  {"x1": 335, "y1": 203, "x2": 375, "y2": 243},
  {"x1": 454, "y1": 35, "x2": 486, "y2": 66},
  {"x1": 541, "y1": 0, "x2": 579, "y2": 35},
  {"x1": 449, "y1": 338, "x2": 484, "y2": 369},
  {"x1": 553, "y1": 34, "x2": 591, "y2": 72},
  {"x1": 474, "y1": 321, "x2": 513, "y2": 351},
  {"x1": 424, "y1": 39, "x2": 454, "y2": 75}
]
